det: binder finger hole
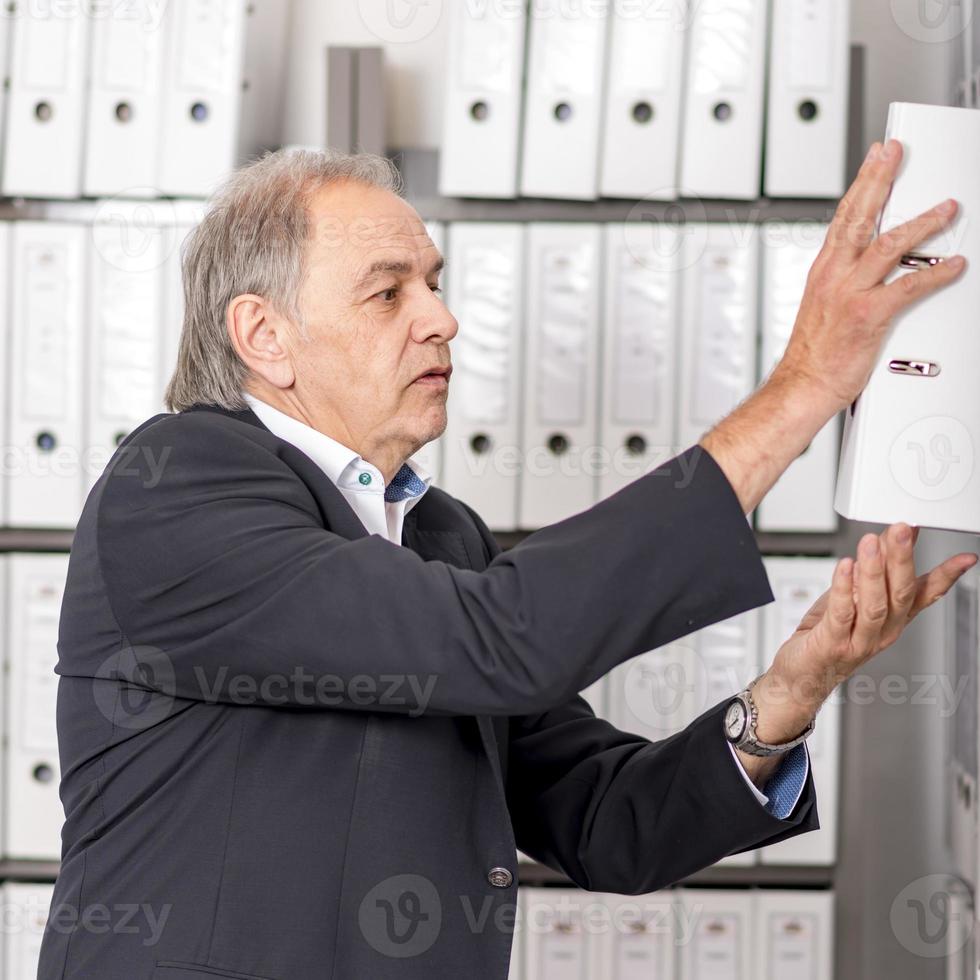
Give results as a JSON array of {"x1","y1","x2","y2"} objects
[
  {"x1": 32, "y1": 763, "x2": 54, "y2": 784},
  {"x1": 115, "y1": 102, "x2": 133, "y2": 123},
  {"x1": 470, "y1": 433, "x2": 492, "y2": 455},
  {"x1": 631, "y1": 101, "x2": 654, "y2": 124},
  {"x1": 547, "y1": 433, "x2": 569, "y2": 456},
  {"x1": 189, "y1": 101, "x2": 209, "y2": 123},
  {"x1": 34, "y1": 101, "x2": 53, "y2": 122},
  {"x1": 470, "y1": 100, "x2": 489, "y2": 122},
  {"x1": 35, "y1": 431, "x2": 57, "y2": 452},
  {"x1": 625, "y1": 434, "x2": 647, "y2": 456},
  {"x1": 553, "y1": 102, "x2": 573, "y2": 122},
  {"x1": 797, "y1": 100, "x2": 819, "y2": 122},
  {"x1": 712, "y1": 101, "x2": 732, "y2": 122}
]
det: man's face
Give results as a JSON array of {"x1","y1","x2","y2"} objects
[{"x1": 289, "y1": 180, "x2": 457, "y2": 460}]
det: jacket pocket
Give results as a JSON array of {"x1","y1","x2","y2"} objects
[{"x1": 154, "y1": 962, "x2": 279, "y2": 980}]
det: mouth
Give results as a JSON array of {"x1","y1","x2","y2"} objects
[{"x1": 413, "y1": 365, "x2": 452, "y2": 387}]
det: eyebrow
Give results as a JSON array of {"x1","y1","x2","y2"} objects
[{"x1": 353, "y1": 255, "x2": 445, "y2": 295}]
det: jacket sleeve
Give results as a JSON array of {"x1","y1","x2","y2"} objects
[
  {"x1": 88, "y1": 410, "x2": 774, "y2": 716},
  {"x1": 503, "y1": 696, "x2": 818, "y2": 895}
]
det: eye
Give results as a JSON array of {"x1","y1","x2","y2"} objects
[
  {"x1": 429, "y1": 284, "x2": 443, "y2": 296},
  {"x1": 375, "y1": 286, "x2": 398, "y2": 302}
]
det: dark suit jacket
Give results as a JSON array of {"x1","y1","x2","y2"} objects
[{"x1": 39, "y1": 404, "x2": 817, "y2": 980}]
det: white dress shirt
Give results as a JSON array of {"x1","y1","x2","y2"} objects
[
  {"x1": 242, "y1": 392, "x2": 807, "y2": 817},
  {"x1": 242, "y1": 393, "x2": 431, "y2": 545}
]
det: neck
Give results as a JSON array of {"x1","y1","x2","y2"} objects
[{"x1": 244, "y1": 382, "x2": 410, "y2": 485}]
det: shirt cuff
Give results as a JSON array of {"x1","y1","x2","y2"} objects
[{"x1": 727, "y1": 740, "x2": 810, "y2": 819}]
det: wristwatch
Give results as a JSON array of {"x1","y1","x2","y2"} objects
[{"x1": 723, "y1": 678, "x2": 815, "y2": 757}]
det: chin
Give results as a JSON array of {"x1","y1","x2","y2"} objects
[{"x1": 413, "y1": 406, "x2": 448, "y2": 448}]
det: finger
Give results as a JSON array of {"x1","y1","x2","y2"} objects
[
  {"x1": 909, "y1": 553, "x2": 979, "y2": 619},
  {"x1": 824, "y1": 557, "x2": 856, "y2": 646},
  {"x1": 825, "y1": 140, "x2": 903, "y2": 260},
  {"x1": 877, "y1": 253, "x2": 967, "y2": 320},
  {"x1": 853, "y1": 533, "x2": 888, "y2": 653},
  {"x1": 881, "y1": 523, "x2": 918, "y2": 627},
  {"x1": 910, "y1": 526, "x2": 921, "y2": 547},
  {"x1": 852, "y1": 199, "x2": 959, "y2": 289}
]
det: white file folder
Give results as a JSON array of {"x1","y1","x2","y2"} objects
[
  {"x1": 599, "y1": 223, "x2": 680, "y2": 500},
  {"x1": 581, "y1": 676, "x2": 607, "y2": 719},
  {"x1": 680, "y1": 0, "x2": 768, "y2": 200},
  {"x1": 600, "y1": 0, "x2": 688, "y2": 199},
  {"x1": 676, "y1": 610, "x2": 760, "y2": 867},
  {"x1": 0, "y1": 223, "x2": 9, "y2": 526},
  {"x1": 757, "y1": 223, "x2": 838, "y2": 532},
  {"x1": 597, "y1": 893, "x2": 677, "y2": 980},
  {"x1": 86, "y1": 202, "x2": 173, "y2": 490},
  {"x1": 7, "y1": 222, "x2": 86, "y2": 528},
  {"x1": 439, "y1": 2, "x2": 527, "y2": 198},
  {"x1": 679, "y1": 889, "x2": 753, "y2": 980},
  {"x1": 83, "y1": 1, "x2": 167, "y2": 197},
  {"x1": 157, "y1": 0, "x2": 249, "y2": 197},
  {"x1": 443, "y1": 223, "x2": 524, "y2": 529},
  {"x1": 673, "y1": 610, "x2": 760, "y2": 731},
  {"x1": 159, "y1": 201, "x2": 205, "y2": 412},
  {"x1": 5, "y1": 554, "x2": 68, "y2": 861},
  {"x1": 764, "y1": 0, "x2": 851, "y2": 199},
  {"x1": 753, "y1": 891, "x2": 834, "y2": 980},
  {"x1": 607, "y1": 645, "x2": 689, "y2": 741},
  {"x1": 836, "y1": 102, "x2": 980, "y2": 534},
  {"x1": 520, "y1": 1, "x2": 610, "y2": 200},
  {"x1": 760, "y1": 557, "x2": 840, "y2": 865},
  {"x1": 519, "y1": 224, "x2": 601, "y2": 529},
  {"x1": 508, "y1": 893, "x2": 524, "y2": 980},
  {"x1": 523, "y1": 888, "x2": 597, "y2": 979},
  {"x1": 2, "y1": 882, "x2": 55, "y2": 980},
  {"x1": 2, "y1": 3, "x2": 91, "y2": 198},
  {"x1": 677, "y1": 223, "x2": 759, "y2": 449}
]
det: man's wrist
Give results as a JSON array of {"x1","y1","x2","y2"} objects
[
  {"x1": 749, "y1": 668, "x2": 823, "y2": 745},
  {"x1": 768, "y1": 355, "x2": 849, "y2": 419}
]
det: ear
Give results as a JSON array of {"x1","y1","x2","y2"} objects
[{"x1": 226, "y1": 293, "x2": 296, "y2": 389}]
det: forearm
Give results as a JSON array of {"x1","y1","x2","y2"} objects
[{"x1": 700, "y1": 367, "x2": 840, "y2": 515}]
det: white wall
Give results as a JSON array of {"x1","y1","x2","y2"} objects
[{"x1": 282, "y1": 0, "x2": 449, "y2": 151}]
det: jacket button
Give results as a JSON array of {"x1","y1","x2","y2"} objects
[{"x1": 488, "y1": 867, "x2": 513, "y2": 888}]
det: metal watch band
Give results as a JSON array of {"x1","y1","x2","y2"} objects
[{"x1": 731, "y1": 677, "x2": 815, "y2": 758}]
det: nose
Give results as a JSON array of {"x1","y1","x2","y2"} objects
[{"x1": 412, "y1": 286, "x2": 459, "y2": 345}]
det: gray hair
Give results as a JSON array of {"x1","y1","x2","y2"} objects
[{"x1": 164, "y1": 148, "x2": 403, "y2": 413}]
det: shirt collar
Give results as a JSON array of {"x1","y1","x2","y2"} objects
[{"x1": 242, "y1": 393, "x2": 432, "y2": 504}]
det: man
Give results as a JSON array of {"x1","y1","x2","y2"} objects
[{"x1": 42, "y1": 142, "x2": 975, "y2": 979}]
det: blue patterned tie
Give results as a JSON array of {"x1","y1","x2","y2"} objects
[{"x1": 384, "y1": 463, "x2": 428, "y2": 503}]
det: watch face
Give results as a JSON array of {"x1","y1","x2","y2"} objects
[{"x1": 724, "y1": 700, "x2": 746, "y2": 741}]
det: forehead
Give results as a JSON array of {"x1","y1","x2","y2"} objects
[{"x1": 305, "y1": 180, "x2": 435, "y2": 270}]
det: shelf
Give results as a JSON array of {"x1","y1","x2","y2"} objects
[
  {"x1": 0, "y1": 860, "x2": 60, "y2": 882},
  {"x1": 0, "y1": 529, "x2": 74, "y2": 552},
  {"x1": 398, "y1": 147, "x2": 842, "y2": 225},
  {"x1": 517, "y1": 860, "x2": 835, "y2": 890},
  {"x1": 493, "y1": 528, "x2": 845, "y2": 558}
]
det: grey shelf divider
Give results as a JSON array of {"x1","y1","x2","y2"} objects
[{"x1": 517, "y1": 859, "x2": 834, "y2": 890}]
